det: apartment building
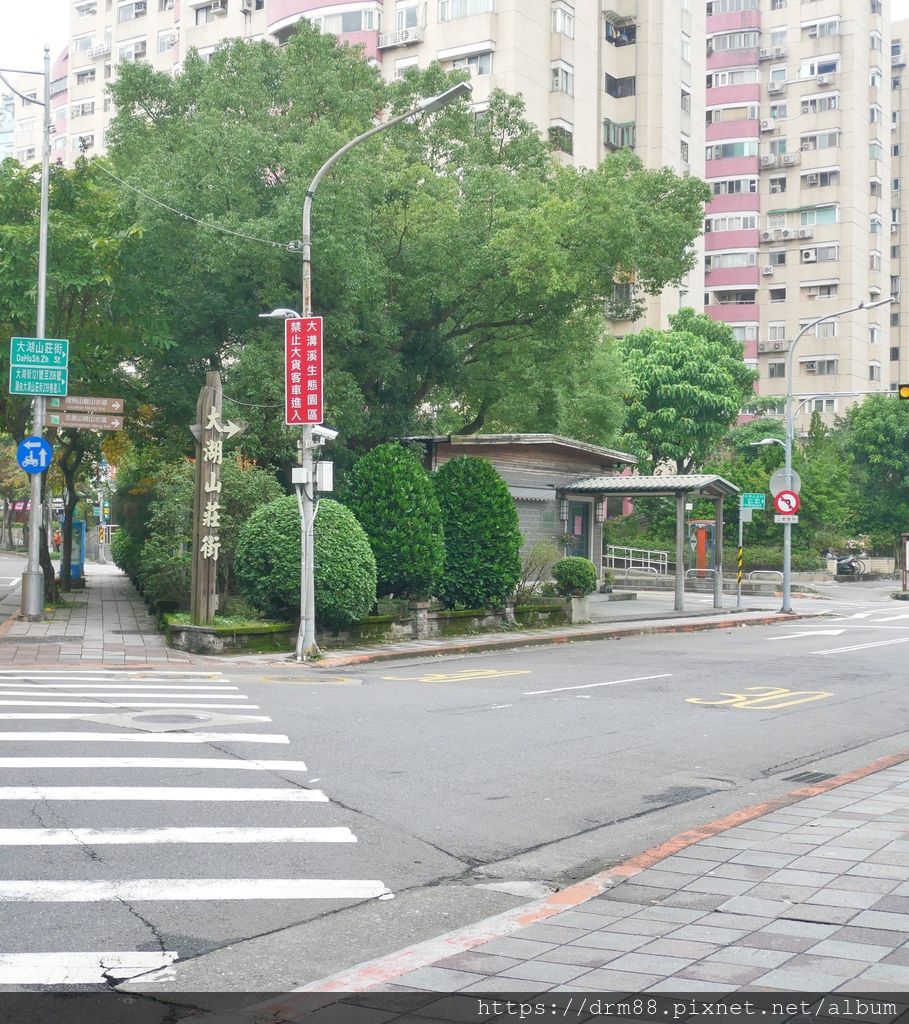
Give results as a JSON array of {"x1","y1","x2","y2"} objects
[
  {"x1": 892, "y1": 18, "x2": 908, "y2": 394},
  {"x1": 705, "y1": 0, "x2": 893, "y2": 431},
  {"x1": 0, "y1": 94, "x2": 14, "y2": 161},
  {"x1": 14, "y1": 1, "x2": 704, "y2": 328}
]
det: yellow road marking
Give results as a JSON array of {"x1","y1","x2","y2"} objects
[
  {"x1": 255, "y1": 675, "x2": 363, "y2": 686},
  {"x1": 382, "y1": 669, "x2": 532, "y2": 683},
  {"x1": 687, "y1": 686, "x2": 832, "y2": 710}
]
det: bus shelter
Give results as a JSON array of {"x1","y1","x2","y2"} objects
[{"x1": 563, "y1": 474, "x2": 740, "y2": 612}]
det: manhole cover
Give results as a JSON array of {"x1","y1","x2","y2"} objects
[{"x1": 784, "y1": 771, "x2": 835, "y2": 784}]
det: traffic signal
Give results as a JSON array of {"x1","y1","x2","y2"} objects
[{"x1": 900, "y1": 384, "x2": 909, "y2": 400}]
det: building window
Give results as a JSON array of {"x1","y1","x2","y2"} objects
[
  {"x1": 870, "y1": 362, "x2": 882, "y2": 381},
  {"x1": 800, "y1": 56, "x2": 840, "y2": 78},
  {"x1": 707, "y1": 69, "x2": 759, "y2": 87},
  {"x1": 768, "y1": 362, "x2": 786, "y2": 378},
  {"x1": 769, "y1": 287, "x2": 787, "y2": 302},
  {"x1": 768, "y1": 322, "x2": 786, "y2": 341},
  {"x1": 710, "y1": 31, "x2": 758, "y2": 52},
  {"x1": 871, "y1": 141, "x2": 884, "y2": 160},
  {"x1": 870, "y1": 251, "x2": 882, "y2": 270},
  {"x1": 552, "y1": 62, "x2": 574, "y2": 96},
  {"x1": 802, "y1": 357, "x2": 838, "y2": 374},
  {"x1": 551, "y1": 3, "x2": 574, "y2": 38},
  {"x1": 706, "y1": 140, "x2": 759, "y2": 160},
  {"x1": 712, "y1": 177, "x2": 758, "y2": 196},
  {"x1": 605, "y1": 20, "x2": 636, "y2": 46},
  {"x1": 870, "y1": 179, "x2": 883, "y2": 197},
  {"x1": 681, "y1": 89, "x2": 690, "y2": 113},
  {"x1": 770, "y1": 28, "x2": 787, "y2": 46},
  {"x1": 892, "y1": 275, "x2": 902, "y2": 295},
  {"x1": 801, "y1": 94, "x2": 839, "y2": 114},
  {"x1": 706, "y1": 252, "x2": 758, "y2": 270},
  {"x1": 439, "y1": 0, "x2": 493, "y2": 21},
  {"x1": 75, "y1": 1, "x2": 98, "y2": 15},
  {"x1": 871, "y1": 68, "x2": 883, "y2": 88},
  {"x1": 75, "y1": 68, "x2": 96, "y2": 85},
  {"x1": 605, "y1": 74, "x2": 635, "y2": 98},
  {"x1": 805, "y1": 284, "x2": 838, "y2": 300},
  {"x1": 158, "y1": 30, "x2": 176, "y2": 53},
  {"x1": 706, "y1": 214, "x2": 759, "y2": 232},
  {"x1": 71, "y1": 101, "x2": 95, "y2": 118},
  {"x1": 604, "y1": 119, "x2": 636, "y2": 149},
  {"x1": 769, "y1": 176, "x2": 787, "y2": 194},
  {"x1": 770, "y1": 103, "x2": 787, "y2": 119},
  {"x1": 706, "y1": 0, "x2": 758, "y2": 12},
  {"x1": 870, "y1": 324, "x2": 881, "y2": 344},
  {"x1": 802, "y1": 170, "x2": 839, "y2": 188},
  {"x1": 891, "y1": 346, "x2": 901, "y2": 360},
  {"x1": 548, "y1": 121, "x2": 573, "y2": 154},
  {"x1": 801, "y1": 131, "x2": 840, "y2": 151},
  {"x1": 118, "y1": 38, "x2": 147, "y2": 61},
  {"x1": 681, "y1": 33, "x2": 690, "y2": 62},
  {"x1": 769, "y1": 137, "x2": 787, "y2": 156},
  {"x1": 72, "y1": 34, "x2": 95, "y2": 53},
  {"x1": 871, "y1": 216, "x2": 883, "y2": 234},
  {"x1": 681, "y1": 138, "x2": 689, "y2": 163},
  {"x1": 118, "y1": 1, "x2": 148, "y2": 22},
  {"x1": 452, "y1": 52, "x2": 492, "y2": 75},
  {"x1": 800, "y1": 206, "x2": 837, "y2": 226},
  {"x1": 769, "y1": 250, "x2": 786, "y2": 266}
]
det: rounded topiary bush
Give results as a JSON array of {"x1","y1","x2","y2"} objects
[
  {"x1": 235, "y1": 496, "x2": 376, "y2": 628},
  {"x1": 137, "y1": 537, "x2": 191, "y2": 609},
  {"x1": 434, "y1": 456, "x2": 522, "y2": 608},
  {"x1": 552, "y1": 556, "x2": 598, "y2": 597},
  {"x1": 340, "y1": 442, "x2": 444, "y2": 599}
]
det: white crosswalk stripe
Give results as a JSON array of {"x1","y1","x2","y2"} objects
[{"x1": 0, "y1": 669, "x2": 389, "y2": 987}]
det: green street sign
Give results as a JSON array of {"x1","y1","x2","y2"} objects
[
  {"x1": 10, "y1": 337, "x2": 69, "y2": 369},
  {"x1": 741, "y1": 492, "x2": 766, "y2": 510},
  {"x1": 9, "y1": 365, "x2": 68, "y2": 397}
]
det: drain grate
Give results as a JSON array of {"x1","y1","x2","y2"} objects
[{"x1": 784, "y1": 770, "x2": 836, "y2": 784}]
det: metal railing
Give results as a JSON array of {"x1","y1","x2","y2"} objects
[
  {"x1": 685, "y1": 568, "x2": 718, "y2": 579},
  {"x1": 749, "y1": 570, "x2": 783, "y2": 582},
  {"x1": 604, "y1": 544, "x2": 670, "y2": 577},
  {"x1": 377, "y1": 26, "x2": 425, "y2": 48}
]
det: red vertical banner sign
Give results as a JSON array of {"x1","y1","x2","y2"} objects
[{"x1": 284, "y1": 316, "x2": 323, "y2": 426}]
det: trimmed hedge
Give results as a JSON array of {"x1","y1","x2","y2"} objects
[
  {"x1": 552, "y1": 556, "x2": 598, "y2": 597},
  {"x1": 110, "y1": 528, "x2": 142, "y2": 582},
  {"x1": 434, "y1": 456, "x2": 522, "y2": 608},
  {"x1": 340, "y1": 442, "x2": 444, "y2": 599},
  {"x1": 234, "y1": 496, "x2": 376, "y2": 628}
]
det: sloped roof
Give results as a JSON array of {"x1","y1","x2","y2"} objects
[
  {"x1": 565, "y1": 474, "x2": 740, "y2": 498},
  {"x1": 408, "y1": 434, "x2": 637, "y2": 465}
]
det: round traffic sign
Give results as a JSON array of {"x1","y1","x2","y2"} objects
[
  {"x1": 773, "y1": 489, "x2": 801, "y2": 515},
  {"x1": 16, "y1": 436, "x2": 52, "y2": 475},
  {"x1": 769, "y1": 467, "x2": 801, "y2": 496}
]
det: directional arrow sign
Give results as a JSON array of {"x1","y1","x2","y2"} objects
[
  {"x1": 48, "y1": 412, "x2": 123, "y2": 432},
  {"x1": 16, "y1": 436, "x2": 52, "y2": 474},
  {"x1": 48, "y1": 396, "x2": 123, "y2": 414},
  {"x1": 221, "y1": 420, "x2": 244, "y2": 440},
  {"x1": 773, "y1": 489, "x2": 801, "y2": 515}
]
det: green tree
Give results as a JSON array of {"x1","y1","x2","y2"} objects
[
  {"x1": 340, "y1": 442, "x2": 444, "y2": 598},
  {"x1": 434, "y1": 457, "x2": 521, "y2": 608},
  {"x1": 840, "y1": 395, "x2": 909, "y2": 547},
  {"x1": 621, "y1": 309, "x2": 758, "y2": 473},
  {"x1": 105, "y1": 30, "x2": 709, "y2": 455}
]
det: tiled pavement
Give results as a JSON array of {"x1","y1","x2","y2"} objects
[
  {"x1": 0, "y1": 563, "x2": 192, "y2": 665},
  {"x1": 353, "y1": 763, "x2": 909, "y2": 995}
]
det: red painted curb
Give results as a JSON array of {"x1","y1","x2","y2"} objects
[{"x1": 315, "y1": 612, "x2": 821, "y2": 668}]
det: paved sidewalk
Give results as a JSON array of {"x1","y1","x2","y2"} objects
[
  {"x1": 296, "y1": 755, "x2": 909, "y2": 998},
  {"x1": 0, "y1": 563, "x2": 192, "y2": 665}
]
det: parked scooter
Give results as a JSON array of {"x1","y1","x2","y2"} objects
[{"x1": 836, "y1": 553, "x2": 861, "y2": 576}]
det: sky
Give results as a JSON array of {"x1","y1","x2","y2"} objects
[{"x1": 0, "y1": 1, "x2": 69, "y2": 79}]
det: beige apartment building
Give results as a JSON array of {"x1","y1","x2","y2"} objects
[
  {"x1": 10, "y1": 0, "x2": 704, "y2": 329},
  {"x1": 705, "y1": 0, "x2": 895, "y2": 431},
  {"x1": 892, "y1": 18, "x2": 909, "y2": 396}
]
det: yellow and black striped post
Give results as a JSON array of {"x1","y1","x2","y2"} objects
[{"x1": 737, "y1": 546, "x2": 744, "y2": 585}]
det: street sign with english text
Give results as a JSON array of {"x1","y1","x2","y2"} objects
[
  {"x1": 741, "y1": 492, "x2": 766, "y2": 510},
  {"x1": 49, "y1": 396, "x2": 124, "y2": 414},
  {"x1": 48, "y1": 412, "x2": 123, "y2": 432}
]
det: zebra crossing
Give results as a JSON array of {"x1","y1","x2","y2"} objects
[{"x1": 0, "y1": 669, "x2": 389, "y2": 988}]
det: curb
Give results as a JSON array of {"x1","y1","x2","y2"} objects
[
  {"x1": 313, "y1": 612, "x2": 822, "y2": 668},
  {"x1": 259, "y1": 747, "x2": 909, "y2": 1005}
]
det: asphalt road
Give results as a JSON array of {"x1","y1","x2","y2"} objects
[
  {"x1": 1, "y1": 580, "x2": 909, "y2": 997},
  {"x1": 0, "y1": 555, "x2": 24, "y2": 614}
]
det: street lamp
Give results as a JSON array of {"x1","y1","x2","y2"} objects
[
  {"x1": 266, "y1": 80, "x2": 471, "y2": 662},
  {"x1": 776, "y1": 295, "x2": 894, "y2": 614},
  {"x1": 1, "y1": 50, "x2": 52, "y2": 619}
]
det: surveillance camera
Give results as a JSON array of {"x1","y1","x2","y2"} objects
[{"x1": 311, "y1": 425, "x2": 339, "y2": 441}]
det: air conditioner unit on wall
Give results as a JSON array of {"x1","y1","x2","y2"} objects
[
  {"x1": 817, "y1": 74, "x2": 831, "y2": 85},
  {"x1": 802, "y1": 250, "x2": 817, "y2": 262},
  {"x1": 762, "y1": 265, "x2": 774, "y2": 275},
  {"x1": 804, "y1": 173, "x2": 819, "y2": 184},
  {"x1": 780, "y1": 228, "x2": 793, "y2": 239},
  {"x1": 761, "y1": 230, "x2": 773, "y2": 242},
  {"x1": 798, "y1": 227, "x2": 813, "y2": 238},
  {"x1": 768, "y1": 82, "x2": 785, "y2": 95},
  {"x1": 760, "y1": 120, "x2": 773, "y2": 132},
  {"x1": 760, "y1": 155, "x2": 777, "y2": 168},
  {"x1": 241, "y1": 0, "x2": 252, "y2": 10},
  {"x1": 808, "y1": 25, "x2": 819, "y2": 37},
  {"x1": 210, "y1": 0, "x2": 227, "y2": 12}
]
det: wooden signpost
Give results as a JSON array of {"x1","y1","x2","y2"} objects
[{"x1": 189, "y1": 371, "x2": 246, "y2": 626}]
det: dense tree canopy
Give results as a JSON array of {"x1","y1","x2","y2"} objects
[{"x1": 104, "y1": 27, "x2": 710, "y2": 458}]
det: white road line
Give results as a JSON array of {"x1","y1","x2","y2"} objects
[
  {"x1": 0, "y1": 787, "x2": 328, "y2": 801},
  {"x1": 767, "y1": 630, "x2": 846, "y2": 640},
  {"x1": 0, "y1": 827, "x2": 355, "y2": 845},
  {"x1": 0, "y1": 951, "x2": 177, "y2": 985},
  {"x1": 0, "y1": 671, "x2": 223, "y2": 677},
  {"x1": 0, "y1": 691, "x2": 249, "y2": 698},
  {"x1": 0, "y1": 702, "x2": 261, "y2": 709},
  {"x1": 0, "y1": 879, "x2": 389, "y2": 901},
  {"x1": 813, "y1": 636, "x2": 909, "y2": 655},
  {"x1": 0, "y1": 578, "x2": 19, "y2": 587},
  {"x1": 848, "y1": 611, "x2": 876, "y2": 618},
  {"x1": 524, "y1": 673, "x2": 673, "y2": 696},
  {"x1": 0, "y1": 683, "x2": 241, "y2": 690},
  {"x1": 0, "y1": 732, "x2": 289, "y2": 744},
  {"x1": 0, "y1": 714, "x2": 271, "y2": 721},
  {"x1": 872, "y1": 614, "x2": 909, "y2": 623},
  {"x1": 0, "y1": 757, "x2": 307, "y2": 771}
]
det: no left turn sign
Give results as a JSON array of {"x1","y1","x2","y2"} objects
[{"x1": 773, "y1": 490, "x2": 801, "y2": 515}]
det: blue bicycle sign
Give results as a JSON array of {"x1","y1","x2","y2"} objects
[{"x1": 16, "y1": 436, "x2": 52, "y2": 475}]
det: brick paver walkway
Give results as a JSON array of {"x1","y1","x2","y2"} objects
[
  {"x1": 0, "y1": 564, "x2": 192, "y2": 665},
  {"x1": 302, "y1": 760, "x2": 909, "y2": 996}
]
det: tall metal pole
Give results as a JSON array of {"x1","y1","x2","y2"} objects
[
  {"x1": 293, "y1": 85, "x2": 470, "y2": 661},
  {"x1": 20, "y1": 46, "x2": 51, "y2": 620},
  {"x1": 781, "y1": 297, "x2": 892, "y2": 614}
]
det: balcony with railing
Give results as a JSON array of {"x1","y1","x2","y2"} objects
[
  {"x1": 378, "y1": 26, "x2": 424, "y2": 48},
  {"x1": 88, "y1": 41, "x2": 112, "y2": 59},
  {"x1": 603, "y1": 119, "x2": 635, "y2": 151}
]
